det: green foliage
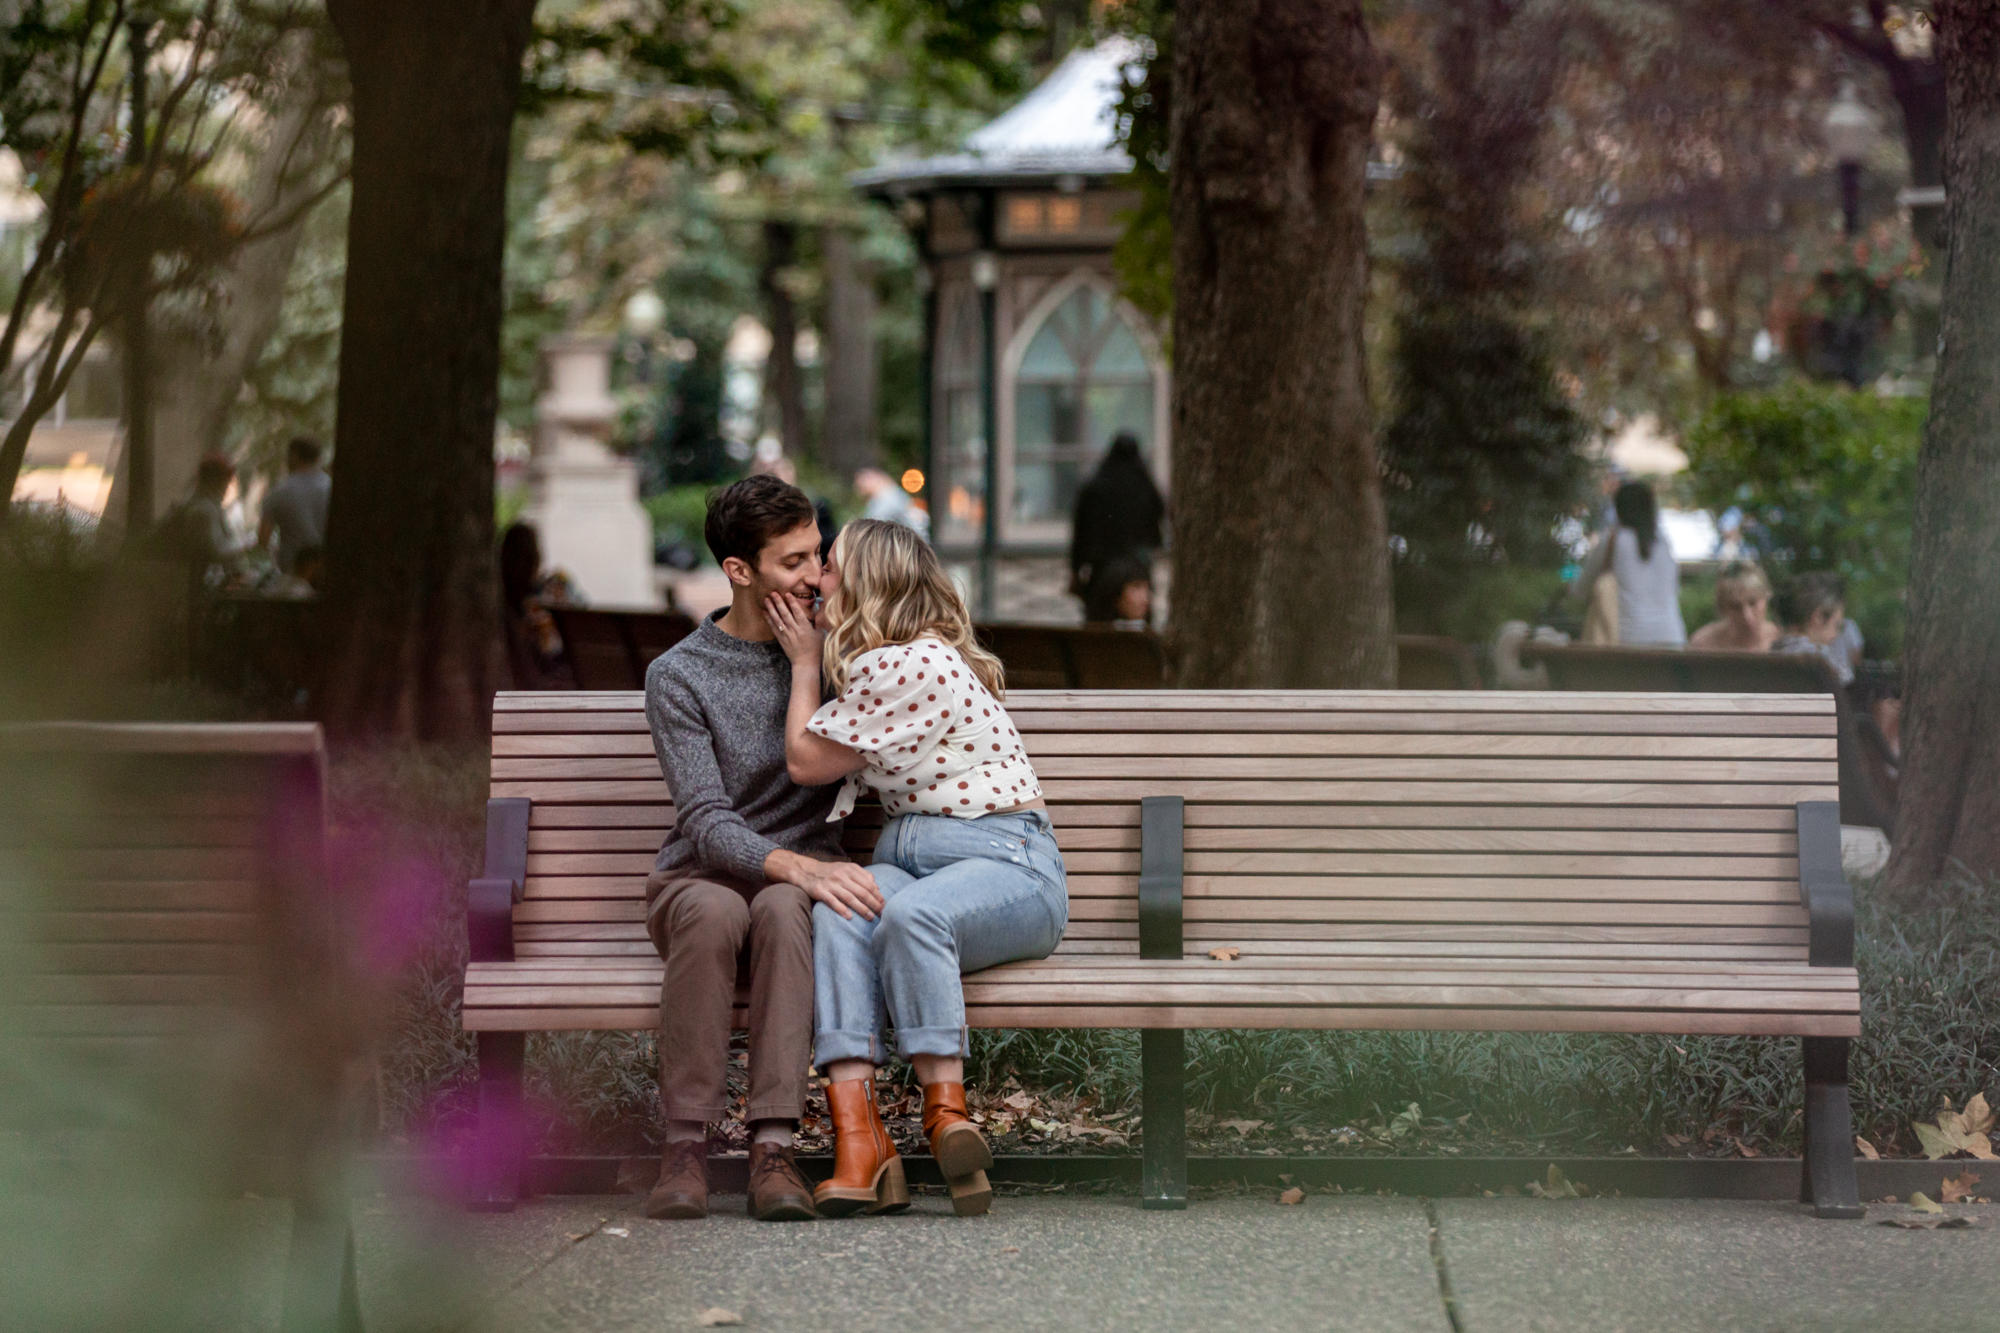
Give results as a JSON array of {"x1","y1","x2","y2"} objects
[
  {"x1": 1684, "y1": 383, "x2": 1924, "y2": 655},
  {"x1": 643, "y1": 485, "x2": 717, "y2": 566},
  {"x1": 1105, "y1": 4, "x2": 1170, "y2": 328}
]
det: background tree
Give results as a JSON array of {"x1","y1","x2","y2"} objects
[
  {"x1": 1169, "y1": 0, "x2": 1393, "y2": 688},
  {"x1": 317, "y1": 0, "x2": 539, "y2": 741},
  {"x1": 1377, "y1": 0, "x2": 1587, "y2": 639},
  {"x1": 1886, "y1": 0, "x2": 2000, "y2": 891}
]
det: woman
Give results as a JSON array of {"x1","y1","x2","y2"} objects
[
  {"x1": 765, "y1": 519, "x2": 1067, "y2": 1219},
  {"x1": 1689, "y1": 560, "x2": 1781, "y2": 651},
  {"x1": 1571, "y1": 480, "x2": 1686, "y2": 647}
]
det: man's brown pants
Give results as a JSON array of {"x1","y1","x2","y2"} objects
[{"x1": 645, "y1": 869, "x2": 814, "y2": 1124}]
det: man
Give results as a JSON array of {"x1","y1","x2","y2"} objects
[
  {"x1": 642, "y1": 474, "x2": 884, "y2": 1222},
  {"x1": 169, "y1": 451, "x2": 243, "y2": 579},
  {"x1": 258, "y1": 436, "x2": 331, "y2": 575}
]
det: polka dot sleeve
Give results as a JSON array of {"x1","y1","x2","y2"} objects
[{"x1": 806, "y1": 643, "x2": 955, "y2": 759}]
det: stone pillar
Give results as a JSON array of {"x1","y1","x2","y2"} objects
[{"x1": 523, "y1": 334, "x2": 657, "y2": 608}]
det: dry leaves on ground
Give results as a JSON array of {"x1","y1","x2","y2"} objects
[
  {"x1": 1217, "y1": 1119, "x2": 1266, "y2": 1136},
  {"x1": 1278, "y1": 1187, "x2": 1306, "y2": 1206},
  {"x1": 1208, "y1": 946, "x2": 1242, "y2": 961},
  {"x1": 696, "y1": 1309, "x2": 742, "y2": 1326},
  {"x1": 1879, "y1": 1215, "x2": 1980, "y2": 1230},
  {"x1": 1914, "y1": 1094, "x2": 1997, "y2": 1160},
  {"x1": 1910, "y1": 1191, "x2": 1944, "y2": 1214},
  {"x1": 1525, "y1": 1165, "x2": 1589, "y2": 1199},
  {"x1": 1855, "y1": 1136, "x2": 1881, "y2": 1160},
  {"x1": 1941, "y1": 1171, "x2": 1983, "y2": 1204}
]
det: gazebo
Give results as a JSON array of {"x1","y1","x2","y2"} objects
[{"x1": 855, "y1": 39, "x2": 1164, "y2": 615}]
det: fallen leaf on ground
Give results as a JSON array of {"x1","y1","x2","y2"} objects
[
  {"x1": 602, "y1": 1226, "x2": 631, "y2": 1238},
  {"x1": 1942, "y1": 1171, "x2": 1982, "y2": 1204},
  {"x1": 1217, "y1": 1119, "x2": 1266, "y2": 1135},
  {"x1": 1734, "y1": 1138, "x2": 1760, "y2": 1159},
  {"x1": 1915, "y1": 1094, "x2": 1999, "y2": 1160},
  {"x1": 1207, "y1": 946, "x2": 1242, "y2": 961},
  {"x1": 1879, "y1": 1216, "x2": 1978, "y2": 1230},
  {"x1": 1527, "y1": 1165, "x2": 1582, "y2": 1199},
  {"x1": 1002, "y1": 1090, "x2": 1036, "y2": 1112},
  {"x1": 1855, "y1": 1136, "x2": 1880, "y2": 1160},
  {"x1": 1278, "y1": 1187, "x2": 1305, "y2": 1205},
  {"x1": 999, "y1": 1246, "x2": 1021, "y2": 1254},
  {"x1": 1663, "y1": 1133, "x2": 1690, "y2": 1148},
  {"x1": 1910, "y1": 1191, "x2": 1944, "y2": 1214},
  {"x1": 696, "y1": 1309, "x2": 742, "y2": 1326},
  {"x1": 1389, "y1": 1103, "x2": 1424, "y2": 1141}
]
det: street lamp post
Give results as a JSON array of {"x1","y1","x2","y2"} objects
[{"x1": 1823, "y1": 83, "x2": 1875, "y2": 239}]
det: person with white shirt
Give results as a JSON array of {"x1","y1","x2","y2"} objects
[{"x1": 1571, "y1": 480, "x2": 1686, "y2": 647}]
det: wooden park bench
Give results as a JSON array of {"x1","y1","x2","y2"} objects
[
  {"x1": 550, "y1": 606, "x2": 697, "y2": 691},
  {"x1": 463, "y1": 688, "x2": 1864, "y2": 1219},
  {"x1": 0, "y1": 723, "x2": 362, "y2": 1330},
  {"x1": 1522, "y1": 643, "x2": 1897, "y2": 833}
]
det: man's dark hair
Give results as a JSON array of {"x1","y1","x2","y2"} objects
[
  {"x1": 196, "y1": 451, "x2": 235, "y2": 493},
  {"x1": 1775, "y1": 571, "x2": 1844, "y2": 629},
  {"x1": 287, "y1": 436, "x2": 323, "y2": 467},
  {"x1": 704, "y1": 474, "x2": 818, "y2": 567}
]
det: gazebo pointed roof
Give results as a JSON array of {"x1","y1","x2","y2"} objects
[{"x1": 853, "y1": 38, "x2": 1140, "y2": 195}]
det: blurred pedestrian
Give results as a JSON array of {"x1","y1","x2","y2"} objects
[
  {"x1": 258, "y1": 436, "x2": 331, "y2": 575},
  {"x1": 500, "y1": 521, "x2": 581, "y2": 688},
  {"x1": 1570, "y1": 479, "x2": 1685, "y2": 647},
  {"x1": 1081, "y1": 552, "x2": 1154, "y2": 628},
  {"x1": 166, "y1": 451, "x2": 246, "y2": 583},
  {"x1": 1068, "y1": 432, "x2": 1163, "y2": 617},
  {"x1": 1772, "y1": 572, "x2": 1853, "y2": 685},
  {"x1": 853, "y1": 466, "x2": 929, "y2": 538},
  {"x1": 1689, "y1": 560, "x2": 1780, "y2": 651}
]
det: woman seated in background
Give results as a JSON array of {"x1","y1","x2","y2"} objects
[
  {"x1": 1570, "y1": 479, "x2": 1686, "y2": 647},
  {"x1": 1689, "y1": 560, "x2": 1780, "y2": 651},
  {"x1": 1772, "y1": 571, "x2": 1854, "y2": 685}
]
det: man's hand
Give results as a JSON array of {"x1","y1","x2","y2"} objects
[{"x1": 767, "y1": 849, "x2": 884, "y2": 920}]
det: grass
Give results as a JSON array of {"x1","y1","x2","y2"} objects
[{"x1": 347, "y1": 743, "x2": 1999, "y2": 1161}]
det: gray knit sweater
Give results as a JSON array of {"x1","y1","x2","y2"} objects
[{"x1": 646, "y1": 611, "x2": 845, "y2": 885}]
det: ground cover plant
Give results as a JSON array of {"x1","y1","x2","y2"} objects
[{"x1": 356, "y1": 746, "x2": 1999, "y2": 1164}]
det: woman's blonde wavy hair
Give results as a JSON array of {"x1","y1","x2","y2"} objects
[{"x1": 821, "y1": 518, "x2": 1006, "y2": 699}]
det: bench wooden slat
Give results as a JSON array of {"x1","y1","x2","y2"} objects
[{"x1": 492, "y1": 689, "x2": 1833, "y2": 714}]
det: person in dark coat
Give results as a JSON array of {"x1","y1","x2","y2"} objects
[{"x1": 1068, "y1": 432, "x2": 1164, "y2": 616}]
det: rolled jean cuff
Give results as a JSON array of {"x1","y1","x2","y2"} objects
[
  {"x1": 660, "y1": 1100, "x2": 728, "y2": 1124},
  {"x1": 813, "y1": 1028, "x2": 884, "y2": 1069},
  {"x1": 896, "y1": 1023, "x2": 970, "y2": 1060}
]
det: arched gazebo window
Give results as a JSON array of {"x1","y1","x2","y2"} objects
[
  {"x1": 1011, "y1": 284, "x2": 1154, "y2": 525},
  {"x1": 936, "y1": 289, "x2": 985, "y2": 541}
]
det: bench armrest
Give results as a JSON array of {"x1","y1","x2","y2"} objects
[
  {"x1": 1139, "y1": 796, "x2": 1184, "y2": 960},
  {"x1": 1796, "y1": 800, "x2": 1853, "y2": 968},
  {"x1": 469, "y1": 798, "x2": 532, "y2": 964}
]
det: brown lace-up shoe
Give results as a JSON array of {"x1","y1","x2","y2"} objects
[
  {"x1": 923, "y1": 1082, "x2": 993, "y2": 1217},
  {"x1": 644, "y1": 1138, "x2": 708, "y2": 1219},
  {"x1": 747, "y1": 1141, "x2": 818, "y2": 1221},
  {"x1": 814, "y1": 1078, "x2": 910, "y2": 1217}
]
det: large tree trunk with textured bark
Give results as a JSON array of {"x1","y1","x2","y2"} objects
[
  {"x1": 1886, "y1": 0, "x2": 2000, "y2": 893},
  {"x1": 318, "y1": 0, "x2": 537, "y2": 741},
  {"x1": 1167, "y1": 0, "x2": 1393, "y2": 688},
  {"x1": 759, "y1": 220, "x2": 810, "y2": 461}
]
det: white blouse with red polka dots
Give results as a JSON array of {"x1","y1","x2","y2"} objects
[{"x1": 807, "y1": 637, "x2": 1043, "y2": 821}]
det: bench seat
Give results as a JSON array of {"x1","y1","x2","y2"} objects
[{"x1": 462, "y1": 688, "x2": 1864, "y2": 1217}]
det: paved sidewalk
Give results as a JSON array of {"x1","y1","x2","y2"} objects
[{"x1": 350, "y1": 1192, "x2": 1999, "y2": 1333}]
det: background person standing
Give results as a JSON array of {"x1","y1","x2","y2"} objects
[
  {"x1": 1068, "y1": 432, "x2": 1164, "y2": 620},
  {"x1": 258, "y1": 437, "x2": 331, "y2": 575}
]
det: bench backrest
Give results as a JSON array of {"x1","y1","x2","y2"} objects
[
  {"x1": 490, "y1": 689, "x2": 1836, "y2": 967},
  {"x1": 0, "y1": 723, "x2": 342, "y2": 1144}
]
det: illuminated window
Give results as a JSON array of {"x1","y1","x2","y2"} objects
[{"x1": 1011, "y1": 284, "x2": 1154, "y2": 525}]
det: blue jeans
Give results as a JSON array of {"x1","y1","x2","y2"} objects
[{"x1": 814, "y1": 809, "x2": 1067, "y2": 1065}]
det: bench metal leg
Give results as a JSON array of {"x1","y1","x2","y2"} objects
[
  {"x1": 1141, "y1": 1028, "x2": 1187, "y2": 1210},
  {"x1": 1800, "y1": 1036, "x2": 1864, "y2": 1218},
  {"x1": 469, "y1": 1031, "x2": 525, "y2": 1213}
]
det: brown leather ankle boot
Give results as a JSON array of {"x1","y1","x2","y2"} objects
[
  {"x1": 923, "y1": 1082, "x2": 993, "y2": 1217},
  {"x1": 644, "y1": 1137, "x2": 708, "y2": 1219},
  {"x1": 814, "y1": 1078, "x2": 910, "y2": 1218}
]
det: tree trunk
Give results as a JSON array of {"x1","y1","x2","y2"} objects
[
  {"x1": 1167, "y1": 0, "x2": 1393, "y2": 688},
  {"x1": 820, "y1": 225, "x2": 878, "y2": 480},
  {"x1": 143, "y1": 61, "x2": 335, "y2": 522},
  {"x1": 318, "y1": 0, "x2": 537, "y2": 741},
  {"x1": 759, "y1": 219, "x2": 810, "y2": 461},
  {"x1": 1885, "y1": 0, "x2": 2000, "y2": 893}
]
